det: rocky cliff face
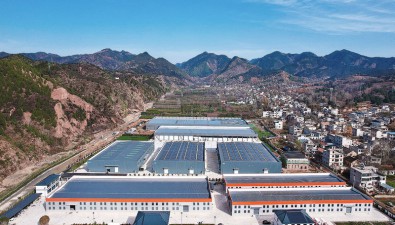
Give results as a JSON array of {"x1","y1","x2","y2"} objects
[{"x1": 51, "y1": 87, "x2": 95, "y2": 138}]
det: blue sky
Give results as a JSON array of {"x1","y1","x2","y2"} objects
[{"x1": 0, "y1": 0, "x2": 394, "y2": 63}]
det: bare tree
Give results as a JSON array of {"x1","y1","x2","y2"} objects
[
  {"x1": 372, "y1": 140, "x2": 395, "y2": 164},
  {"x1": 39, "y1": 215, "x2": 50, "y2": 225}
]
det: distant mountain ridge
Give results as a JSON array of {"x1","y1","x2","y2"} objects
[
  {"x1": 177, "y1": 52, "x2": 231, "y2": 77},
  {"x1": 0, "y1": 49, "x2": 188, "y2": 79},
  {"x1": 2, "y1": 49, "x2": 395, "y2": 80},
  {"x1": 251, "y1": 49, "x2": 395, "y2": 78},
  {"x1": 179, "y1": 49, "x2": 395, "y2": 79}
]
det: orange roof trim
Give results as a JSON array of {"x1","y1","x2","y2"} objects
[
  {"x1": 232, "y1": 199, "x2": 373, "y2": 205},
  {"x1": 46, "y1": 198, "x2": 212, "y2": 203},
  {"x1": 227, "y1": 182, "x2": 346, "y2": 187}
]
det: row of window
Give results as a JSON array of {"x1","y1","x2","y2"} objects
[
  {"x1": 308, "y1": 208, "x2": 370, "y2": 212},
  {"x1": 231, "y1": 185, "x2": 344, "y2": 189},
  {"x1": 47, "y1": 202, "x2": 65, "y2": 205},
  {"x1": 233, "y1": 207, "x2": 372, "y2": 214},
  {"x1": 234, "y1": 210, "x2": 250, "y2": 214},
  {"x1": 48, "y1": 207, "x2": 66, "y2": 210},
  {"x1": 48, "y1": 206, "x2": 211, "y2": 211},
  {"x1": 234, "y1": 205, "x2": 250, "y2": 209},
  {"x1": 260, "y1": 203, "x2": 371, "y2": 208},
  {"x1": 48, "y1": 202, "x2": 210, "y2": 206}
]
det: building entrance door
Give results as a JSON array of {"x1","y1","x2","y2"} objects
[{"x1": 253, "y1": 208, "x2": 259, "y2": 215}]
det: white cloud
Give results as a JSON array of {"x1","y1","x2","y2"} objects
[{"x1": 244, "y1": 0, "x2": 395, "y2": 34}]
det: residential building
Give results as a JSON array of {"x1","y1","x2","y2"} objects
[
  {"x1": 283, "y1": 151, "x2": 309, "y2": 171},
  {"x1": 274, "y1": 120, "x2": 283, "y2": 130},
  {"x1": 328, "y1": 134, "x2": 352, "y2": 148},
  {"x1": 352, "y1": 128, "x2": 364, "y2": 137},
  {"x1": 289, "y1": 126, "x2": 302, "y2": 136},
  {"x1": 350, "y1": 165, "x2": 386, "y2": 194},
  {"x1": 322, "y1": 149, "x2": 344, "y2": 169}
]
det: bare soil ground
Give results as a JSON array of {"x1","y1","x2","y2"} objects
[{"x1": 0, "y1": 102, "x2": 154, "y2": 211}]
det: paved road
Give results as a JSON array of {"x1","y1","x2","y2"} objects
[{"x1": 0, "y1": 112, "x2": 142, "y2": 212}]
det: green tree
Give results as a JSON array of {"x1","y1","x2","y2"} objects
[{"x1": 0, "y1": 217, "x2": 9, "y2": 225}]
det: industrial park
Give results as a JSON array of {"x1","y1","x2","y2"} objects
[{"x1": 1, "y1": 116, "x2": 391, "y2": 225}]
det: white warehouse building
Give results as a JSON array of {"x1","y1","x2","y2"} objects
[
  {"x1": 228, "y1": 187, "x2": 373, "y2": 216},
  {"x1": 154, "y1": 126, "x2": 259, "y2": 149},
  {"x1": 46, "y1": 176, "x2": 212, "y2": 213}
]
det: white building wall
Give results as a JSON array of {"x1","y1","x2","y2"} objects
[
  {"x1": 35, "y1": 186, "x2": 48, "y2": 196},
  {"x1": 47, "y1": 201, "x2": 212, "y2": 212},
  {"x1": 231, "y1": 202, "x2": 373, "y2": 216}
]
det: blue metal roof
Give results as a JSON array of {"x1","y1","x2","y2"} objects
[
  {"x1": 49, "y1": 177, "x2": 211, "y2": 200},
  {"x1": 36, "y1": 174, "x2": 60, "y2": 187},
  {"x1": 90, "y1": 141, "x2": 153, "y2": 162},
  {"x1": 224, "y1": 173, "x2": 344, "y2": 184},
  {"x1": 229, "y1": 188, "x2": 371, "y2": 203},
  {"x1": 156, "y1": 142, "x2": 204, "y2": 161},
  {"x1": 147, "y1": 117, "x2": 248, "y2": 129},
  {"x1": 284, "y1": 151, "x2": 306, "y2": 159},
  {"x1": 0, "y1": 193, "x2": 41, "y2": 219},
  {"x1": 133, "y1": 211, "x2": 170, "y2": 225},
  {"x1": 218, "y1": 142, "x2": 278, "y2": 162},
  {"x1": 274, "y1": 209, "x2": 314, "y2": 225},
  {"x1": 155, "y1": 126, "x2": 257, "y2": 138},
  {"x1": 381, "y1": 183, "x2": 395, "y2": 190}
]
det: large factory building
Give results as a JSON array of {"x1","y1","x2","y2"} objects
[
  {"x1": 218, "y1": 142, "x2": 282, "y2": 174},
  {"x1": 146, "y1": 117, "x2": 248, "y2": 130},
  {"x1": 46, "y1": 176, "x2": 211, "y2": 212},
  {"x1": 152, "y1": 141, "x2": 205, "y2": 175},
  {"x1": 154, "y1": 126, "x2": 258, "y2": 144},
  {"x1": 86, "y1": 141, "x2": 154, "y2": 173},
  {"x1": 228, "y1": 187, "x2": 373, "y2": 216},
  {"x1": 223, "y1": 173, "x2": 346, "y2": 190}
]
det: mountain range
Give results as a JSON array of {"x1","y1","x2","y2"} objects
[
  {"x1": 178, "y1": 49, "x2": 395, "y2": 80},
  {"x1": 0, "y1": 48, "x2": 188, "y2": 79},
  {"x1": 1, "y1": 49, "x2": 395, "y2": 81}
]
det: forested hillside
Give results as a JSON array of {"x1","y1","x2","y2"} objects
[{"x1": 0, "y1": 55, "x2": 167, "y2": 181}]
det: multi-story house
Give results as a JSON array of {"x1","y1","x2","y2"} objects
[
  {"x1": 289, "y1": 125, "x2": 302, "y2": 136},
  {"x1": 327, "y1": 134, "x2": 352, "y2": 148},
  {"x1": 350, "y1": 165, "x2": 386, "y2": 194},
  {"x1": 322, "y1": 148, "x2": 344, "y2": 169},
  {"x1": 274, "y1": 120, "x2": 283, "y2": 130}
]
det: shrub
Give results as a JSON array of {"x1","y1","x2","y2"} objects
[{"x1": 39, "y1": 215, "x2": 50, "y2": 225}]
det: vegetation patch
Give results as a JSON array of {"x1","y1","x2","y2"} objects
[
  {"x1": 386, "y1": 175, "x2": 395, "y2": 188},
  {"x1": 117, "y1": 134, "x2": 152, "y2": 141},
  {"x1": 249, "y1": 124, "x2": 274, "y2": 140},
  {"x1": 24, "y1": 125, "x2": 59, "y2": 146},
  {"x1": 72, "y1": 107, "x2": 86, "y2": 121}
]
